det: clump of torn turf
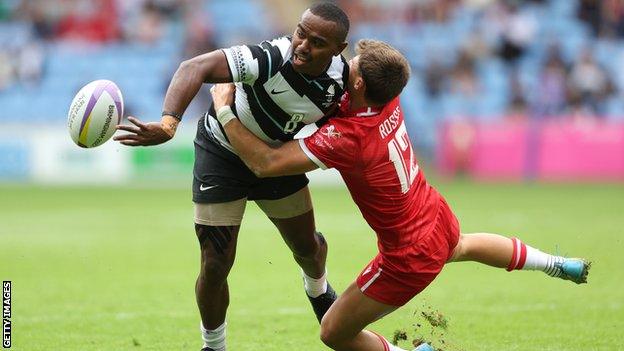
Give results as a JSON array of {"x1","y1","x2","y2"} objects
[
  {"x1": 421, "y1": 310, "x2": 448, "y2": 330},
  {"x1": 392, "y1": 329, "x2": 408, "y2": 345},
  {"x1": 412, "y1": 337, "x2": 427, "y2": 348},
  {"x1": 398, "y1": 303, "x2": 463, "y2": 351}
]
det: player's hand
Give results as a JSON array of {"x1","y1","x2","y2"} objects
[
  {"x1": 210, "y1": 83, "x2": 235, "y2": 110},
  {"x1": 114, "y1": 116, "x2": 174, "y2": 146}
]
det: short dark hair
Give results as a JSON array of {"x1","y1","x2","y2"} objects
[
  {"x1": 356, "y1": 39, "x2": 411, "y2": 106},
  {"x1": 309, "y1": 2, "x2": 350, "y2": 42}
]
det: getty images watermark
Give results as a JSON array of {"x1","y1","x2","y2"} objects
[{"x1": 2, "y1": 281, "x2": 10, "y2": 348}]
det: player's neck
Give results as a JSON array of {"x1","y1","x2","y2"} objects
[
  {"x1": 349, "y1": 92, "x2": 368, "y2": 110},
  {"x1": 349, "y1": 93, "x2": 380, "y2": 112}
]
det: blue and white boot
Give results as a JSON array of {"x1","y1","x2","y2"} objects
[
  {"x1": 413, "y1": 342, "x2": 435, "y2": 351},
  {"x1": 550, "y1": 258, "x2": 591, "y2": 284}
]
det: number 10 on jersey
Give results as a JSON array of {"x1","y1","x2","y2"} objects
[{"x1": 388, "y1": 122, "x2": 418, "y2": 194}]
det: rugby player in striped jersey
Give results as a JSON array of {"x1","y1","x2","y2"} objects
[{"x1": 115, "y1": 3, "x2": 353, "y2": 350}]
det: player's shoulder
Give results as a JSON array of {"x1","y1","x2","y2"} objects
[
  {"x1": 327, "y1": 54, "x2": 349, "y2": 82},
  {"x1": 260, "y1": 35, "x2": 292, "y2": 57},
  {"x1": 319, "y1": 115, "x2": 370, "y2": 141}
]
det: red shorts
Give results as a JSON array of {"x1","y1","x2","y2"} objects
[{"x1": 356, "y1": 198, "x2": 460, "y2": 306}]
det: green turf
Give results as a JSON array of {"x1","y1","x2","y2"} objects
[{"x1": 1, "y1": 181, "x2": 622, "y2": 350}]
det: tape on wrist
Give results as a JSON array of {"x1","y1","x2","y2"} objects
[
  {"x1": 161, "y1": 111, "x2": 182, "y2": 121},
  {"x1": 216, "y1": 106, "x2": 237, "y2": 126}
]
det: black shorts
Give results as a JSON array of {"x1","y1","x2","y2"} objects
[{"x1": 192, "y1": 117, "x2": 309, "y2": 203}]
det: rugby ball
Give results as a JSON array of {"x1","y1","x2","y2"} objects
[{"x1": 67, "y1": 79, "x2": 124, "y2": 148}]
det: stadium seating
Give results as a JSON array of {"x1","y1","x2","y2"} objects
[{"x1": 1, "y1": 0, "x2": 624, "y2": 142}]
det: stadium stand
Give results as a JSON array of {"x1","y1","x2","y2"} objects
[{"x1": 1, "y1": 0, "x2": 624, "y2": 156}]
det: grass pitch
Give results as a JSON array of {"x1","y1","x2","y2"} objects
[{"x1": 1, "y1": 181, "x2": 622, "y2": 350}]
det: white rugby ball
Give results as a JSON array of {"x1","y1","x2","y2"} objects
[{"x1": 67, "y1": 79, "x2": 124, "y2": 148}]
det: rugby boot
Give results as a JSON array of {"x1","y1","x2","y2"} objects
[{"x1": 307, "y1": 282, "x2": 337, "y2": 323}]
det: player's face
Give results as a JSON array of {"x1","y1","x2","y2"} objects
[
  {"x1": 347, "y1": 55, "x2": 365, "y2": 95},
  {"x1": 291, "y1": 10, "x2": 347, "y2": 76}
]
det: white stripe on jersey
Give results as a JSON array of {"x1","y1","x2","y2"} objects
[
  {"x1": 261, "y1": 71, "x2": 325, "y2": 124},
  {"x1": 299, "y1": 139, "x2": 328, "y2": 170},
  {"x1": 328, "y1": 56, "x2": 346, "y2": 90}
]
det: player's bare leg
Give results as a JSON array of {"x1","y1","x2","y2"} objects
[
  {"x1": 448, "y1": 233, "x2": 590, "y2": 283},
  {"x1": 448, "y1": 233, "x2": 513, "y2": 267},
  {"x1": 195, "y1": 224, "x2": 240, "y2": 351},
  {"x1": 269, "y1": 210, "x2": 338, "y2": 321},
  {"x1": 269, "y1": 210, "x2": 327, "y2": 278},
  {"x1": 319, "y1": 282, "x2": 406, "y2": 351},
  {"x1": 257, "y1": 186, "x2": 336, "y2": 322}
]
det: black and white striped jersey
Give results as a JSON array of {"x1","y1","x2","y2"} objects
[{"x1": 201, "y1": 36, "x2": 349, "y2": 153}]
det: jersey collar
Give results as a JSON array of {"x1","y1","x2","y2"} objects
[{"x1": 338, "y1": 92, "x2": 382, "y2": 117}]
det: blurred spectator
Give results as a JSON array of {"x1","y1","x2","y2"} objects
[
  {"x1": 410, "y1": 0, "x2": 460, "y2": 23},
  {"x1": 497, "y1": 2, "x2": 537, "y2": 64},
  {"x1": 182, "y1": 1, "x2": 217, "y2": 58},
  {"x1": 125, "y1": 1, "x2": 165, "y2": 44},
  {"x1": 424, "y1": 61, "x2": 447, "y2": 98},
  {"x1": 507, "y1": 70, "x2": 528, "y2": 119},
  {"x1": 460, "y1": 29, "x2": 491, "y2": 61},
  {"x1": 534, "y1": 44, "x2": 569, "y2": 117},
  {"x1": 56, "y1": 0, "x2": 120, "y2": 42},
  {"x1": 566, "y1": 93, "x2": 596, "y2": 119},
  {"x1": 450, "y1": 50, "x2": 479, "y2": 96},
  {"x1": 568, "y1": 48, "x2": 614, "y2": 115},
  {"x1": 14, "y1": 1, "x2": 56, "y2": 40},
  {"x1": 601, "y1": 0, "x2": 624, "y2": 38},
  {"x1": 578, "y1": 0, "x2": 602, "y2": 37},
  {"x1": 17, "y1": 41, "x2": 44, "y2": 86}
]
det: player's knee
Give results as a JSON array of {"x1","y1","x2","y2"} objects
[
  {"x1": 319, "y1": 326, "x2": 337, "y2": 348},
  {"x1": 448, "y1": 234, "x2": 467, "y2": 262},
  {"x1": 291, "y1": 241, "x2": 317, "y2": 259},
  {"x1": 290, "y1": 231, "x2": 325, "y2": 259},
  {"x1": 319, "y1": 318, "x2": 344, "y2": 348},
  {"x1": 199, "y1": 257, "x2": 230, "y2": 284}
]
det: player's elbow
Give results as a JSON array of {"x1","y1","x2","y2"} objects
[
  {"x1": 178, "y1": 55, "x2": 213, "y2": 83},
  {"x1": 253, "y1": 167, "x2": 283, "y2": 178},
  {"x1": 249, "y1": 163, "x2": 278, "y2": 178},
  {"x1": 179, "y1": 50, "x2": 229, "y2": 83},
  {"x1": 178, "y1": 58, "x2": 201, "y2": 77},
  {"x1": 249, "y1": 165, "x2": 270, "y2": 178},
  {"x1": 250, "y1": 152, "x2": 283, "y2": 178}
]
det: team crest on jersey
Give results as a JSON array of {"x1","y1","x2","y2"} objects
[
  {"x1": 321, "y1": 125, "x2": 341, "y2": 139},
  {"x1": 322, "y1": 85, "x2": 336, "y2": 108}
]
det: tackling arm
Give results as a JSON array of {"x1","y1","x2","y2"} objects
[{"x1": 211, "y1": 84, "x2": 318, "y2": 177}]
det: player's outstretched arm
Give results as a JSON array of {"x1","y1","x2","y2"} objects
[
  {"x1": 211, "y1": 84, "x2": 318, "y2": 177},
  {"x1": 115, "y1": 50, "x2": 232, "y2": 146}
]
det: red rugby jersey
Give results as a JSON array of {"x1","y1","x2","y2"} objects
[{"x1": 300, "y1": 94, "x2": 441, "y2": 253}]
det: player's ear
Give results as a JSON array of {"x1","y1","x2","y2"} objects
[{"x1": 354, "y1": 76, "x2": 365, "y2": 92}]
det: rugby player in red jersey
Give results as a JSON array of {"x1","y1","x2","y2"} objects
[{"x1": 209, "y1": 40, "x2": 590, "y2": 351}]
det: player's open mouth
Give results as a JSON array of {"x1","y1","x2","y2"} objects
[{"x1": 294, "y1": 53, "x2": 310, "y2": 65}]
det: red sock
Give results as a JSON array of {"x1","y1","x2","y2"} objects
[
  {"x1": 370, "y1": 331, "x2": 390, "y2": 351},
  {"x1": 507, "y1": 237, "x2": 527, "y2": 271}
]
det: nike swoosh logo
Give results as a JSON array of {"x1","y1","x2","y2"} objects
[
  {"x1": 271, "y1": 89, "x2": 288, "y2": 95},
  {"x1": 199, "y1": 184, "x2": 219, "y2": 191}
]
